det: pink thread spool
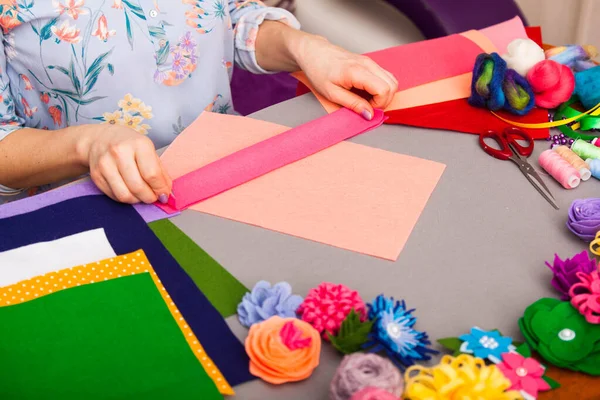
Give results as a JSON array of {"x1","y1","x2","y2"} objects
[
  {"x1": 591, "y1": 138, "x2": 600, "y2": 148},
  {"x1": 539, "y1": 149, "x2": 581, "y2": 189}
]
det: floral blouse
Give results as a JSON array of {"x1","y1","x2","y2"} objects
[{"x1": 0, "y1": 0, "x2": 298, "y2": 202}]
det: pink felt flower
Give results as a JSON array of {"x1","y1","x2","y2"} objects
[
  {"x1": 297, "y1": 282, "x2": 366, "y2": 339},
  {"x1": 497, "y1": 353, "x2": 551, "y2": 398},
  {"x1": 569, "y1": 270, "x2": 600, "y2": 324}
]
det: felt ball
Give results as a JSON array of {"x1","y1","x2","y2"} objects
[
  {"x1": 502, "y1": 38, "x2": 545, "y2": 77},
  {"x1": 330, "y1": 353, "x2": 403, "y2": 400},
  {"x1": 527, "y1": 60, "x2": 575, "y2": 109}
]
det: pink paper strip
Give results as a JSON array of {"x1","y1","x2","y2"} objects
[{"x1": 157, "y1": 109, "x2": 386, "y2": 213}]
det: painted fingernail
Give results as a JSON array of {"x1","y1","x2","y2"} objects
[
  {"x1": 158, "y1": 194, "x2": 169, "y2": 204},
  {"x1": 361, "y1": 110, "x2": 372, "y2": 121}
]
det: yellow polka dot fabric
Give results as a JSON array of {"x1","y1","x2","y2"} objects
[{"x1": 0, "y1": 249, "x2": 234, "y2": 395}]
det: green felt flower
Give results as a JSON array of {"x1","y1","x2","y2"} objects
[{"x1": 519, "y1": 298, "x2": 600, "y2": 375}]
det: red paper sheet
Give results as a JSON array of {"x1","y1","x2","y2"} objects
[
  {"x1": 384, "y1": 99, "x2": 549, "y2": 139},
  {"x1": 525, "y1": 26, "x2": 543, "y2": 48},
  {"x1": 157, "y1": 109, "x2": 386, "y2": 213}
]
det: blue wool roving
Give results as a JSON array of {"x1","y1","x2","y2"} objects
[
  {"x1": 469, "y1": 53, "x2": 507, "y2": 111},
  {"x1": 502, "y1": 69, "x2": 535, "y2": 116},
  {"x1": 575, "y1": 66, "x2": 600, "y2": 110}
]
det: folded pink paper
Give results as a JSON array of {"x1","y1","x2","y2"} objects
[
  {"x1": 157, "y1": 108, "x2": 386, "y2": 213},
  {"x1": 159, "y1": 112, "x2": 446, "y2": 260}
]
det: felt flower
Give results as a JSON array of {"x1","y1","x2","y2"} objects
[
  {"x1": 519, "y1": 298, "x2": 600, "y2": 375},
  {"x1": 330, "y1": 353, "x2": 403, "y2": 400},
  {"x1": 245, "y1": 316, "x2": 320, "y2": 384},
  {"x1": 497, "y1": 353, "x2": 551, "y2": 399},
  {"x1": 570, "y1": 270, "x2": 600, "y2": 324},
  {"x1": 404, "y1": 354, "x2": 522, "y2": 400},
  {"x1": 297, "y1": 282, "x2": 366, "y2": 339},
  {"x1": 567, "y1": 198, "x2": 600, "y2": 242},
  {"x1": 364, "y1": 295, "x2": 437, "y2": 369},
  {"x1": 459, "y1": 327, "x2": 515, "y2": 363},
  {"x1": 546, "y1": 251, "x2": 598, "y2": 301},
  {"x1": 350, "y1": 387, "x2": 398, "y2": 400},
  {"x1": 237, "y1": 281, "x2": 303, "y2": 328}
]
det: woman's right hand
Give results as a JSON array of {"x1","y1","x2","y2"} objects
[{"x1": 77, "y1": 124, "x2": 172, "y2": 204}]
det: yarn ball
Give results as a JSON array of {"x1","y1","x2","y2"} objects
[
  {"x1": 330, "y1": 353, "x2": 403, "y2": 400},
  {"x1": 469, "y1": 52, "x2": 507, "y2": 111},
  {"x1": 567, "y1": 198, "x2": 600, "y2": 241},
  {"x1": 350, "y1": 387, "x2": 398, "y2": 400},
  {"x1": 297, "y1": 282, "x2": 366, "y2": 339},
  {"x1": 545, "y1": 251, "x2": 598, "y2": 301},
  {"x1": 546, "y1": 45, "x2": 599, "y2": 72},
  {"x1": 237, "y1": 280, "x2": 303, "y2": 328},
  {"x1": 502, "y1": 38, "x2": 545, "y2": 77},
  {"x1": 527, "y1": 60, "x2": 575, "y2": 109},
  {"x1": 570, "y1": 270, "x2": 600, "y2": 324},
  {"x1": 245, "y1": 316, "x2": 321, "y2": 384},
  {"x1": 574, "y1": 65, "x2": 600, "y2": 110},
  {"x1": 502, "y1": 69, "x2": 535, "y2": 115}
]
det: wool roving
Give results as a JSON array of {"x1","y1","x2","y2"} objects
[
  {"x1": 469, "y1": 52, "x2": 507, "y2": 111},
  {"x1": 329, "y1": 353, "x2": 403, "y2": 400},
  {"x1": 503, "y1": 69, "x2": 535, "y2": 115},
  {"x1": 502, "y1": 38, "x2": 545, "y2": 77},
  {"x1": 574, "y1": 66, "x2": 600, "y2": 110},
  {"x1": 527, "y1": 60, "x2": 575, "y2": 109},
  {"x1": 546, "y1": 45, "x2": 598, "y2": 72}
]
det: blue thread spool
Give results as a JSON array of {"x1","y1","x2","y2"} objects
[{"x1": 586, "y1": 158, "x2": 600, "y2": 180}]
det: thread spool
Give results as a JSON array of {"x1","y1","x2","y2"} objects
[
  {"x1": 539, "y1": 150, "x2": 581, "y2": 189},
  {"x1": 571, "y1": 139, "x2": 600, "y2": 160},
  {"x1": 585, "y1": 158, "x2": 600, "y2": 180},
  {"x1": 592, "y1": 138, "x2": 600, "y2": 148},
  {"x1": 553, "y1": 145, "x2": 591, "y2": 181}
]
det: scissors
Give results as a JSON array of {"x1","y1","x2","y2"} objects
[{"x1": 479, "y1": 127, "x2": 559, "y2": 210}]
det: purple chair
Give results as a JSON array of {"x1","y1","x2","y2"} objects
[{"x1": 230, "y1": 0, "x2": 527, "y2": 116}]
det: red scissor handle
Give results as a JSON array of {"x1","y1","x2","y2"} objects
[
  {"x1": 479, "y1": 128, "x2": 534, "y2": 160},
  {"x1": 502, "y1": 127, "x2": 534, "y2": 157}
]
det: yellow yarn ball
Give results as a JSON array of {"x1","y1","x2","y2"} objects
[{"x1": 403, "y1": 354, "x2": 523, "y2": 400}]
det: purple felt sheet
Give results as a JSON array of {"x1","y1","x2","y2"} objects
[{"x1": 0, "y1": 179, "x2": 178, "y2": 222}]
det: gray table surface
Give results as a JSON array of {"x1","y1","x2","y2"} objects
[{"x1": 170, "y1": 94, "x2": 596, "y2": 400}]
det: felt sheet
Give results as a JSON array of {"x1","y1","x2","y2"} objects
[
  {"x1": 0, "y1": 228, "x2": 116, "y2": 287},
  {"x1": 157, "y1": 109, "x2": 386, "y2": 213},
  {"x1": 385, "y1": 98, "x2": 550, "y2": 139},
  {"x1": 149, "y1": 219, "x2": 248, "y2": 317},
  {"x1": 0, "y1": 250, "x2": 233, "y2": 395},
  {"x1": 0, "y1": 195, "x2": 253, "y2": 387},
  {"x1": 479, "y1": 15, "x2": 528, "y2": 55},
  {"x1": 160, "y1": 113, "x2": 446, "y2": 260},
  {"x1": 0, "y1": 179, "x2": 176, "y2": 223},
  {"x1": 0, "y1": 274, "x2": 222, "y2": 400}
]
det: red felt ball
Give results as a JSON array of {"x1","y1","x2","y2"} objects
[{"x1": 527, "y1": 60, "x2": 575, "y2": 109}]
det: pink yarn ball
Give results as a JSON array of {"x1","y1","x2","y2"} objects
[
  {"x1": 526, "y1": 60, "x2": 575, "y2": 109},
  {"x1": 297, "y1": 282, "x2": 366, "y2": 339},
  {"x1": 350, "y1": 387, "x2": 398, "y2": 400}
]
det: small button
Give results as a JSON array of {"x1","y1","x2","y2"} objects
[
  {"x1": 558, "y1": 328, "x2": 575, "y2": 341},
  {"x1": 149, "y1": 9, "x2": 158, "y2": 18}
]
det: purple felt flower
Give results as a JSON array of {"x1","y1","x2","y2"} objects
[
  {"x1": 237, "y1": 281, "x2": 304, "y2": 328},
  {"x1": 568, "y1": 199, "x2": 600, "y2": 241},
  {"x1": 546, "y1": 251, "x2": 598, "y2": 300}
]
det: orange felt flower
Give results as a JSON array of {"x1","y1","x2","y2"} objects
[{"x1": 245, "y1": 316, "x2": 321, "y2": 384}]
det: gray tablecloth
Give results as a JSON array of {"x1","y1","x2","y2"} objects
[{"x1": 170, "y1": 94, "x2": 594, "y2": 400}]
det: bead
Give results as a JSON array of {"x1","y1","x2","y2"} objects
[
  {"x1": 559, "y1": 133, "x2": 565, "y2": 138},
  {"x1": 553, "y1": 135, "x2": 559, "y2": 140},
  {"x1": 561, "y1": 138, "x2": 568, "y2": 145},
  {"x1": 546, "y1": 136, "x2": 552, "y2": 141},
  {"x1": 569, "y1": 139, "x2": 575, "y2": 144},
  {"x1": 558, "y1": 328, "x2": 576, "y2": 341}
]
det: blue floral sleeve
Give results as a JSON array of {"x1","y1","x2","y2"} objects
[
  {"x1": 229, "y1": 1, "x2": 300, "y2": 74},
  {"x1": 0, "y1": 32, "x2": 25, "y2": 144}
]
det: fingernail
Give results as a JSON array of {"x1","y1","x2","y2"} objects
[
  {"x1": 158, "y1": 194, "x2": 169, "y2": 204},
  {"x1": 361, "y1": 110, "x2": 372, "y2": 121}
]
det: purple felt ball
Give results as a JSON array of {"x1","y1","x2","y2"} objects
[{"x1": 567, "y1": 198, "x2": 600, "y2": 242}]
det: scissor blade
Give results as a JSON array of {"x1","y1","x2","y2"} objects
[
  {"x1": 519, "y1": 167, "x2": 560, "y2": 210},
  {"x1": 526, "y1": 167, "x2": 556, "y2": 200}
]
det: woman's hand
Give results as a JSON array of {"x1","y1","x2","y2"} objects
[
  {"x1": 293, "y1": 36, "x2": 398, "y2": 120},
  {"x1": 77, "y1": 124, "x2": 172, "y2": 204}
]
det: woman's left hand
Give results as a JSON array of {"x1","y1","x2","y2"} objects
[{"x1": 294, "y1": 36, "x2": 398, "y2": 120}]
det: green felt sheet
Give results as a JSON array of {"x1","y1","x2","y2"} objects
[
  {"x1": 0, "y1": 274, "x2": 222, "y2": 400},
  {"x1": 149, "y1": 219, "x2": 248, "y2": 317}
]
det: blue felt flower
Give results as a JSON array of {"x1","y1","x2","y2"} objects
[
  {"x1": 237, "y1": 281, "x2": 304, "y2": 328},
  {"x1": 364, "y1": 295, "x2": 438, "y2": 370},
  {"x1": 458, "y1": 327, "x2": 515, "y2": 363}
]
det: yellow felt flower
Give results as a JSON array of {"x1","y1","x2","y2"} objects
[
  {"x1": 404, "y1": 355, "x2": 523, "y2": 400},
  {"x1": 102, "y1": 110, "x2": 122, "y2": 125},
  {"x1": 118, "y1": 94, "x2": 143, "y2": 113}
]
